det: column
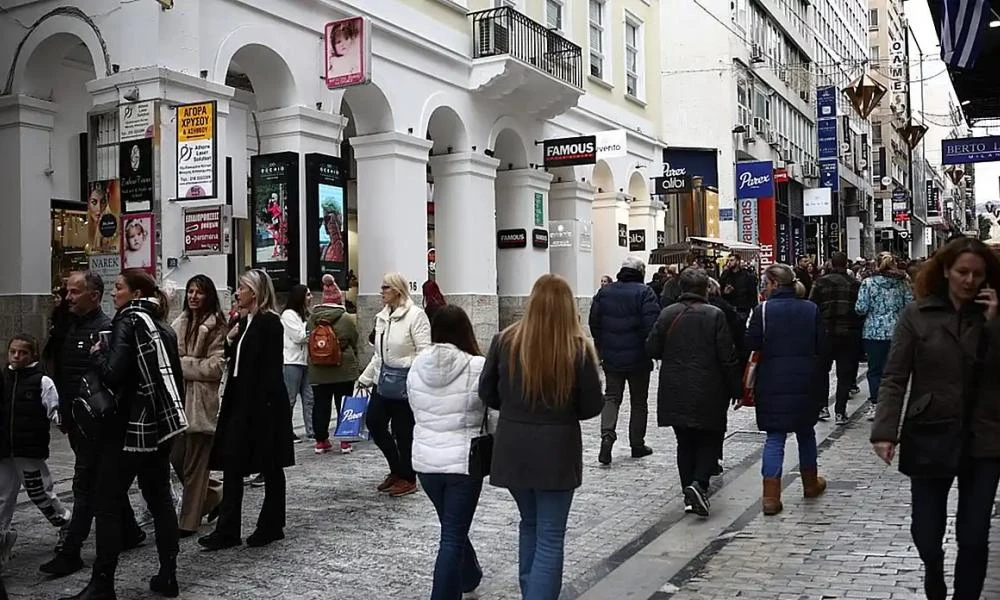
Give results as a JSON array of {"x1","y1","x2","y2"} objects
[
  {"x1": 0, "y1": 95, "x2": 57, "y2": 342},
  {"x1": 593, "y1": 191, "x2": 630, "y2": 285},
  {"x1": 429, "y1": 152, "x2": 500, "y2": 345},
  {"x1": 629, "y1": 198, "x2": 662, "y2": 269},
  {"x1": 495, "y1": 168, "x2": 553, "y2": 328},
  {"x1": 351, "y1": 132, "x2": 431, "y2": 326},
  {"x1": 549, "y1": 180, "x2": 596, "y2": 310}
]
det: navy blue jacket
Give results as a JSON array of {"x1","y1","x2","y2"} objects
[
  {"x1": 745, "y1": 287, "x2": 825, "y2": 433},
  {"x1": 589, "y1": 269, "x2": 661, "y2": 373}
]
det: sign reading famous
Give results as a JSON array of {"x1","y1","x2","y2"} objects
[{"x1": 543, "y1": 135, "x2": 597, "y2": 168}]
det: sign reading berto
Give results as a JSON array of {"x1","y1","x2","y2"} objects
[
  {"x1": 543, "y1": 135, "x2": 597, "y2": 168},
  {"x1": 942, "y1": 136, "x2": 1000, "y2": 165},
  {"x1": 735, "y1": 161, "x2": 774, "y2": 199}
]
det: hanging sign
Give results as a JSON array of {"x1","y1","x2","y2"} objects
[
  {"x1": 543, "y1": 135, "x2": 597, "y2": 168},
  {"x1": 942, "y1": 136, "x2": 1000, "y2": 165},
  {"x1": 176, "y1": 101, "x2": 217, "y2": 199},
  {"x1": 324, "y1": 17, "x2": 372, "y2": 89},
  {"x1": 497, "y1": 229, "x2": 527, "y2": 249},
  {"x1": 803, "y1": 188, "x2": 833, "y2": 217},
  {"x1": 735, "y1": 161, "x2": 774, "y2": 199}
]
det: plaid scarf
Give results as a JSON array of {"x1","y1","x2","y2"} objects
[{"x1": 121, "y1": 303, "x2": 188, "y2": 452}]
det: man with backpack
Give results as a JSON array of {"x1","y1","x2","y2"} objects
[{"x1": 307, "y1": 276, "x2": 360, "y2": 454}]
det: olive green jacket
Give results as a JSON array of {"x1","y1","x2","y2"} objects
[{"x1": 306, "y1": 304, "x2": 360, "y2": 385}]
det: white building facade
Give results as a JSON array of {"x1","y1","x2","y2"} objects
[{"x1": 1, "y1": 0, "x2": 663, "y2": 343}]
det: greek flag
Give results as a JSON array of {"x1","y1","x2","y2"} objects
[{"x1": 940, "y1": 0, "x2": 992, "y2": 69}]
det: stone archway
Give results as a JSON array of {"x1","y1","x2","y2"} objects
[
  {"x1": 592, "y1": 160, "x2": 615, "y2": 194},
  {"x1": 341, "y1": 83, "x2": 394, "y2": 136},
  {"x1": 226, "y1": 44, "x2": 297, "y2": 112},
  {"x1": 628, "y1": 170, "x2": 650, "y2": 203}
]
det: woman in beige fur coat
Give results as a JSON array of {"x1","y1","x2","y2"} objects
[{"x1": 171, "y1": 274, "x2": 227, "y2": 536}]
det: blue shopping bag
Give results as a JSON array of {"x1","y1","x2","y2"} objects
[{"x1": 334, "y1": 392, "x2": 370, "y2": 442}]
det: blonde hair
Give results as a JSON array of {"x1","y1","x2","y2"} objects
[
  {"x1": 382, "y1": 272, "x2": 411, "y2": 306},
  {"x1": 239, "y1": 269, "x2": 279, "y2": 314},
  {"x1": 876, "y1": 251, "x2": 896, "y2": 273},
  {"x1": 764, "y1": 264, "x2": 806, "y2": 298},
  {"x1": 503, "y1": 274, "x2": 597, "y2": 410}
]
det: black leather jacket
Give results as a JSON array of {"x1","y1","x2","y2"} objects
[{"x1": 55, "y1": 308, "x2": 111, "y2": 426}]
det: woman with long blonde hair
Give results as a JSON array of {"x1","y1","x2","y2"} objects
[{"x1": 479, "y1": 274, "x2": 602, "y2": 599}]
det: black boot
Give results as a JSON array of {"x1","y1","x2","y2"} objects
[
  {"x1": 57, "y1": 570, "x2": 116, "y2": 600},
  {"x1": 923, "y1": 559, "x2": 947, "y2": 600},
  {"x1": 149, "y1": 554, "x2": 179, "y2": 598},
  {"x1": 39, "y1": 552, "x2": 84, "y2": 577}
]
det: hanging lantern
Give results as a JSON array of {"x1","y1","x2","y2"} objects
[
  {"x1": 896, "y1": 119, "x2": 929, "y2": 150},
  {"x1": 946, "y1": 166, "x2": 966, "y2": 186},
  {"x1": 841, "y1": 72, "x2": 888, "y2": 120}
]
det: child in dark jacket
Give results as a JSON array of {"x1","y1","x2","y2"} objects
[{"x1": 0, "y1": 334, "x2": 71, "y2": 567}]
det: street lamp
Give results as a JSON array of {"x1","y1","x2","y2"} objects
[
  {"x1": 842, "y1": 72, "x2": 888, "y2": 120},
  {"x1": 896, "y1": 120, "x2": 929, "y2": 150}
]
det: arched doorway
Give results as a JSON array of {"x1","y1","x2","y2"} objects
[{"x1": 425, "y1": 105, "x2": 469, "y2": 289}]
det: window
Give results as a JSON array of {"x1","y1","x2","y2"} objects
[
  {"x1": 872, "y1": 121, "x2": 883, "y2": 144},
  {"x1": 870, "y1": 45, "x2": 880, "y2": 67},
  {"x1": 625, "y1": 17, "x2": 642, "y2": 97},
  {"x1": 588, "y1": 0, "x2": 606, "y2": 79},
  {"x1": 494, "y1": 0, "x2": 517, "y2": 7},
  {"x1": 89, "y1": 112, "x2": 119, "y2": 181},
  {"x1": 737, "y1": 78, "x2": 751, "y2": 126},
  {"x1": 868, "y1": 8, "x2": 878, "y2": 30},
  {"x1": 546, "y1": 0, "x2": 563, "y2": 31}
]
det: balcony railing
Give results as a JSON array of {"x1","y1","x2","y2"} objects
[{"x1": 470, "y1": 7, "x2": 583, "y2": 89}]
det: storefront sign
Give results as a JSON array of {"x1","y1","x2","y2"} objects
[
  {"x1": 88, "y1": 254, "x2": 121, "y2": 316},
  {"x1": 819, "y1": 160, "x2": 839, "y2": 191},
  {"x1": 549, "y1": 221, "x2": 574, "y2": 249},
  {"x1": 324, "y1": 16, "x2": 372, "y2": 89},
  {"x1": 792, "y1": 219, "x2": 805, "y2": 259},
  {"x1": 735, "y1": 161, "x2": 774, "y2": 199},
  {"x1": 803, "y1": 187, "x2": 833, "y2": 217},
  {"x1": 719, "y1": 207, "x2": 735, "y2": 221},
  {"x1": 653, "y1": 169, "x2": 692, "y2": 194},
  {"x1": 739, "y1": 198, "x2": 758, "y2": 245},
  {"x1": 251, "y1": 152, "x2": 300, "y2": 291},
  {"x1": 595, "y1": 130, "x2": 628, "y2": 159},
  {"x1": 942, "y1": 136, "x2": 1000, "y2": 165},
  {"x1": 579, "y1": 221, "x2": 593, "y2": 251},
  {"x1": 629, "y1": 230, "x2": 646, "y2": 252},
  {"x1": 305, "y1": 153, "x2": 349, "y2": 289},
  {"x1": 532, "y1": 228, "x2": 549, "y2": 249},
  {"x1": 926, "y1": 179, "x2": 941, "y2": 218},
  {"x1": 119, "y1": 138, "x2": 154, "y2": 213},
  {"x1": 176, "y1": 101, "x2": 217, "y2": 199},
  {"x1": 889, "y1": 39, "x2": 908, "y2": 115},
  {"x1": 497, "y1": 229, "x2": 527, "y2": 249},
  {"x1": 617, "y1": 223, "x2": 628, "y2": 247},
  {"x1": 773, "y1": 168, "x2": 789, "y2": 183},
  {"x1": 119, "y1": 101, "x2": 155, "y2": 142},
  {"x1": 183, "y1": 205, "x2": 231, "y2": 255},
  {"x1": 543, "y1": 135, "x2": 597, "y2": 168},
  {"x1": 777, "y1": 214, "x2": 791, "y2": 264},
  {"x1": 817, "y1": 85, "x2": 840, "y2": 193},
  {"x1": 662, "y1": 149, "x2": 719, "y2": 189},
  {"x1": 534, "y1": 192, "x2": 544, "y2": 227},
  {"x1": 86, "y1": 180, "x2": 121, "y2": 255},
  {"x1": 757, "y1": 197, "x2": 776, "y2": 273},
  {"x1": 120, "y1": 212, "x2": 156, "y2": 276},
  {"x1": 656, "y1": 230, "x2": 665, "y2": 248}
]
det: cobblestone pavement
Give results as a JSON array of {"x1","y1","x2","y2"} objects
[{"x1": 6, "y1": 366, "x2": 987, "y2": 599}]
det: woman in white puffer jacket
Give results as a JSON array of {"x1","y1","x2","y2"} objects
[{"x1": 407, "y1": 305, "x2": 489, "y2": 600}]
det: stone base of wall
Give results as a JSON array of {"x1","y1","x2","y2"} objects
[
  {"x1": 499, "y1": 295, "x2": 593, "y2": 337},
  {"x1": 447, "y1": 294, "x2": 499, "y2": 350},
  {"x1": 0, "y1": 295, "x2": 52, "y2": 349}
]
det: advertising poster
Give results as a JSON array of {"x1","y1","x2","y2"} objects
[
  {"x1": 120, "y1": 212, "x2": 156, "y2": 276},
  {"x1": 324, "y1": 17, "x2": 371, "y2": 89},
  {"x1": 183, "y1": 205, "x2": 231, "y2": 255},
  {"x1": 757, "y1": 197, "x2": 777, "y2": 274},
  {"x1": 738, "y1": 198, "x2": 758, "y2": 246},
  {"x1": 88, "y1": 254, "x2": 121, "y2": 316},
  {"x1": 777, "y1": 212, "x2": 791, "y2": 264},
  {"x1": 119, "y1": 101, "x2": 155, "y2": 142},
  {"x1": 86, "y1": 179, "x2": 121, "y2": 255},
  {"x1": 120, "y1": 137, "x2": 154, "y2": 213},
  {"x1": 251, "y1": 152, "x2": 299, "y2": 290},
  {"x1": 176, "y1": 101, "x2": 217, "y2": 199},
  {"x1": 791, "y1": 219, "x2": 805, "y2": 261},
  {"x1": 735, "y1": 161, "x2": 774, "y2": 199},
  {"x1": 305, "y1": 153, "x2": 348, "y2": 288}
]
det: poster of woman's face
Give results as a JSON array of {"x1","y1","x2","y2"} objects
[
  {"x1": 324, "y1": 17, "x2": 367, "y2": 88},
  {"x1": 255, "y1": 185, "x2": 288, "y2": 264},
  {"x1": 120, "y1": 213, "x2": 156, "y2": 276},
  {"x1": 318, "y1": 184, "x2": 346, "y2": 265},
  {"x1": 86, "y1": 180, "x2": 121, "y2": 255}
]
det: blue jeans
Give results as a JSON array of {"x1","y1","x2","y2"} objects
[
  {"x1": 863, "y1": 339, "x2": 892, "y2": 404},
  {"x1": 509, "y1": 488, "x2": 575, "y2": 600},
  {"x1": 417, "y1": 473, "x2": 484, "y2": 600},
  {"x1": 761, "y1": 428, "x2": 818, "y2": 479},
  {"x1": 283, "y1": 364, "x2": 314, "y2": 437}
]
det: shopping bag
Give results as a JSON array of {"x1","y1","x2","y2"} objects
[
  {"x1": 739, "y1": 350, "x2": 760, "y2": 408},
  {"x1": 334, "y1": 392, "x2": 371, "y2": 441}
]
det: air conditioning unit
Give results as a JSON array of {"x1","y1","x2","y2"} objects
[
  {"x1": 478, "y1": 18, "x2": 510, "y2": 56},
  {"x1": 751, "y1": 43, "x2": 765, "y2": 63},
  {"x1": 778, "y1": 70, "x2": 788, "y2": 84},
  {"x1": 800, "y1": 90, "x2": 811, "y2": 103},
  {"x1": 804, "y1": 163, "x2": 818, "y2": 178},
  {"x1": 767, "y1": 130, "x2": 780, "y2": 146},
  {"x1": 752, "y1": 116, "x2": 766, "y2": 136}
]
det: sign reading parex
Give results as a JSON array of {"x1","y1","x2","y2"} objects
[{"x1": 176, "y1": 101, "x2": 217, "y2": 200}]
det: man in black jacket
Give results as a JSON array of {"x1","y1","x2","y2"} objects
[
  {"x1": 718, "y1": 255, "x2": 758, "y2": 321},
  {"x1": 41, "y1": 272, "x2": 144, "y2": 577},
  {"x1": 809, "y1": 252, "x2": 862, "y2": 424},
  {"x1": 589, "y1": 257, "x2": 661, "y2": 465}
]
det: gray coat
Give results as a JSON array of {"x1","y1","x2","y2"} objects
[{"x1": 478, "y1": 334, "x2": 603, "y2": 491}]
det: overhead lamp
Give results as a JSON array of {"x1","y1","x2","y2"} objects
[
  {"x1": 990, "y1": 19, "x2": 1000, "y2": 28},
  {"x1": 961, "y1": 100, "x2": 972, "y2": 106},
  {"x1": 897, "y1": 120, "x2": 929, "y2": 150},
  {"x1": 842, "y1": 72, "x2": 888, "y2": 120}
]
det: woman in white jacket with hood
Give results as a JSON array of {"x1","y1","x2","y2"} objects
[
  {"x1": 408, "y1": 305, "x2": 487, "y2": 600},
  {"x1": 358, "y1": 272, "x2": 431, "y2": 498}
]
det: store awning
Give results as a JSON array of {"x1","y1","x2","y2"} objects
[{"x1": 648, "y1": 238, "x2": 760, "y2": 265}]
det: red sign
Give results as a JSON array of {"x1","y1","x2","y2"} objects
[
  {"x1": 183, "y1": 206, "x2": 223, "y2": 254},
  {"x1": 773, "y1": 168, "x2": 789, "y2": 183},
  {"x1": 757, "y1": 197, "x2": 777, "y2": 274}
]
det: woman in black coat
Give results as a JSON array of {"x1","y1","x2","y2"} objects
[{"x1": 199, "y1": 269, "x2": 294, "y2": 552}]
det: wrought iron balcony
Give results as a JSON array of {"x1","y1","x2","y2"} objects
[{"x1": 468, "y1": 6, "x2": 584, "y2": 118}]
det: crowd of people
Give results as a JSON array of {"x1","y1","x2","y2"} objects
[{"x1": 0, "y1": 235, "x2": 997, "y2": 599}]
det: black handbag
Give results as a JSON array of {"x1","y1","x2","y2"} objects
[
  {"x1": 72, "y1": 371, "x2": 117, "y2": 440},
  {"x1": 468, "y1": 408, "x2": 493, "y2": 479}
]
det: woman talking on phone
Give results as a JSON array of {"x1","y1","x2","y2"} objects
[{"x1": 871, "y1": 238, "x2": 1000, "y2": 600}]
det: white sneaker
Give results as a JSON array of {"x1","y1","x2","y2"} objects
[{"x1": 866, "y1": 403, "x2": 877, "y2": 421}]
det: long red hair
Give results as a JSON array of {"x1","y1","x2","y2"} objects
[{"x1": 422, "y1": 279, "x2": 446, "y2": 309}]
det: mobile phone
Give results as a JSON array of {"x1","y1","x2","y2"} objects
[{"x1": 98, "y1": 330, "x2": 112, "y2": 347}]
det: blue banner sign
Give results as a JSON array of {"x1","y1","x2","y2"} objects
[
  {"x1": 816, "y1": 86, "x2": 837, "y2": 120},
  {"x1": 719, "y1": 207, "x2": 735, "y2": 221},
  {"x1": 735, "y1": 160, "x2": 774, "y2": 199},
  {"x1": 941, "y1": 136, "x2": 1000, "y2": 165},
  {"x1": 819, "y1": 160, "x2": 839, "y2": 191}
]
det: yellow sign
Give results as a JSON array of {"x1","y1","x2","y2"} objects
[{"x1": 177, "y1": 102, "x2": 214, "y2": 143}]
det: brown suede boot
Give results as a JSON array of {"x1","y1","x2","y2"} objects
[
  {"x1": 762, "y1": 477, "x2": 783, "y2": 515},
  {"x1": 801, "y1": 467, "x2": 827, "y2": 498}
]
